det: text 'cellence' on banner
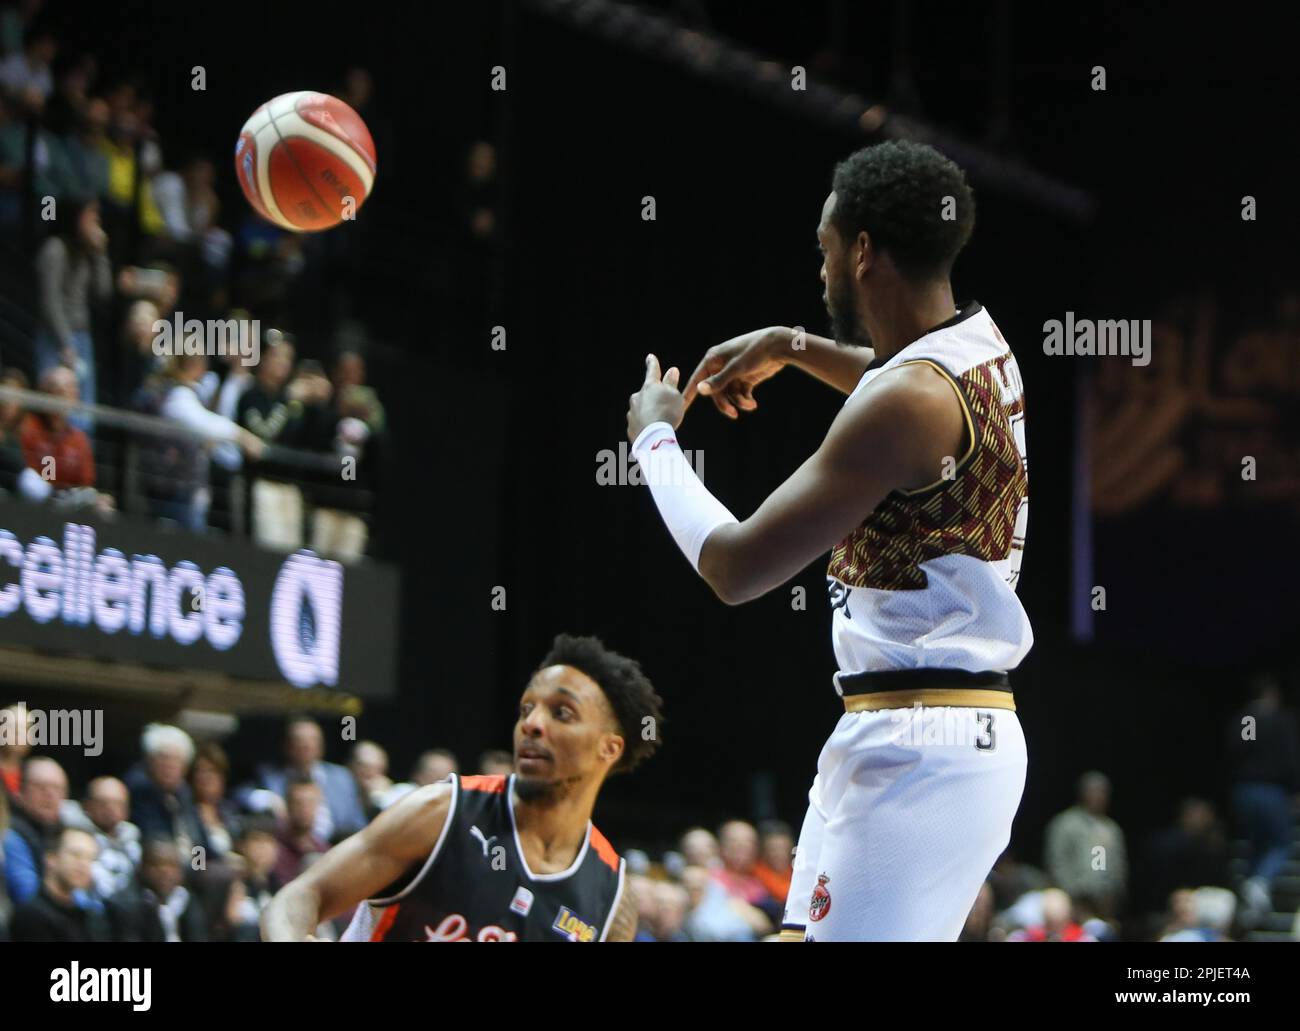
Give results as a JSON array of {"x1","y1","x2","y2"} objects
[{"x1": 0, "y1": 502, "x2": 399, "y2": 698}]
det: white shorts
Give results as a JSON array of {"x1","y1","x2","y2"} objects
[{"x1": 782, "y1": 704, "x2": 1027, "y2": 941}]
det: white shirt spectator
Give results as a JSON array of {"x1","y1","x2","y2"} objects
[{"x1": 0, "y1": 52, "x2": 52, "y2": 98}]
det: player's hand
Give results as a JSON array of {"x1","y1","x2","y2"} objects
[
  {"x1": 682, "y1": 326, "x2": 794, "y2": 420},
  {"x1": 626, "y1": 354, "x2": 684, "y2": 442}
]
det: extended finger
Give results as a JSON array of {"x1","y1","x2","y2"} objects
[{"x1": 683, "y1": 352, "x2": 722, "y2": 408}]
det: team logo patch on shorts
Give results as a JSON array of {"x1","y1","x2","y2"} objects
[{"x1": 809, "y1": 873, "x2": 832, "y2": 922}]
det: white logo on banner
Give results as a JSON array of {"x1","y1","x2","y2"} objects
[{"x1": 269, "y1": 551, "x2": 343, "y2": 688}]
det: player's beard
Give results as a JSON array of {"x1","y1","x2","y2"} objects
[
  {"x1": 514, "y1": 772, "x2": 575, "y2": 803},
  {"x1": 509, "y1": 769, "x2": 556, "y2": 806},
  {"x1": 825, "y1": 265, "x2": 871, "y2": 348}
]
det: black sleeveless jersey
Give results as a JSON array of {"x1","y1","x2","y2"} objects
[{"x1": 341, "y1": 774, "x2": 625, "y2": 942}]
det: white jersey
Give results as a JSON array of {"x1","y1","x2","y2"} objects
[{"x1": 826, "y1": 301, "x2": 1031, "y2": 689}]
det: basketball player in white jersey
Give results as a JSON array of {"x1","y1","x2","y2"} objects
[{"x1": 625, "y1": 141, "x2": 1030, "y2": 941}]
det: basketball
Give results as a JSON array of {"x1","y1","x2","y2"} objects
[{"x1": 234, "y1": 90, "x2": 377, "y2": 232}]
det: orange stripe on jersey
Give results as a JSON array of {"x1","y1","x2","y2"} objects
[
  {"x1": 370, "y1": 904, "x2": 401, "y2": 941},
  {"x1": 589, "y1": 826, "x2": 620, "y2": 873},
  {"x1": 459, "y1": 774, "x2": 508, "y2": 794}
]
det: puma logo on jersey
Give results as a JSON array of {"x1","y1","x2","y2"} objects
[{"x1": 470, "y1": 825, "x2": 498, "y2": 858}]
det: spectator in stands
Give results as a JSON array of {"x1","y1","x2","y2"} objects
[
  {"x1": 1143, "y1": 797, "x2": 1231, "y2": 913},
  {"x1": 679, "y1": 826, "x2": 720, "y2": 870},
  {"x1": 211, "y1": 313, "x2": 262, "y2": 420},
  {"x1": 0, "y1": 24, "x2": 55, "y2": 99},
  {"x1": 152, "y1": 153, "x2": 231, "y2": 290},
  {"x1": 987, "y1": 847, "x2": 1050, "y2": 912},
  {"x1": 680, "y1": 863, "x2": 769, "y2": 941},
  {"x1": 191, "y1": 855, "x2": 257, "y2": 942},
  {"x1": 0, "y1": 1, "x2": 41, "y2": 57},
  {"x1": 107, "y1": 835, "x2": 208, "y2": 942},
  {"x1": 115, "y1": 297, "x2": 160, "y2": 404},
  {"x1": 414, "y1": 749, "x2": 457, "y2": 785},
  {"x1": 137, "y1": 352, "x2": 262, "y2": 531},
  {"x1": 2, "y1": 754, "x2": 66, "y2": 904},
  {"x1": 117, "y1": 259, "x2": 180, "y2": 312},
  {"x1": 377, "y1": 748, "x2": 458, "y2": 809},
  {"x1": 1227, "y1": 674, "x2": 1300, "y2": 917},
  {"x1": 310, "y1": 348, "x2": 385, "y2": 560},
  {"x1": 18, "y1": 365, "x2": 113, "y2": 513},
  {"x1": 273, "y1": 775, "x2": 329, "y2": 886},
  {"x1": 191, "y1": 742, "x2": 238, "y2": 862},
  {"x1": 712, "y1": 820, "x2": 780, "y2": 922},
  {"x1": 234, "y1": 212, "x2": 304, "y2": 320},
  {"x1": 234, "y1": 814, "x2": 282, "y2": 901},
  {"x1": 201, "y1": 856, "x2": 254, "y2": 942},
  {"x1": 647, "y1": 878, "x2": 696, "y2": 941},
  {"x1": 0, "y1": 88, "x2": 75, "y2": 228},
  {"x1": 0, "y1": 90, "x2": 22, "y2": 228},
  {"x1": 34, "y1": 196, "x2": 111, "y2": 413},
  {"x1": 59, "y1": 94, "x2": 110, "y2": 202},
  {"x1": 0, "y1": 368, "x2": 34, "y2": 497},
  {"x1": 241, "y1": 716, "x2": 367, "y2": 843},
  {"x1": 125, "y1": 723, "x2": 209, "y2": 861},
  {"x1": 1006, "y1": 887, "x2": 1096, "y2": 942},
  {"x1": 348, "y1": 741, "x2": 392, "y2": 819},
  {"x1": 9, "y1": 825, "x2": 110, "y2": 942},
  {"x1": 63, "y1": 775, "x2": 140, "y2": 902},
  {"x1": 0, "y1": 701, "x2": 31, "y2": 799},
  {"x1": 753, "y1": 819, "x2": 794, "y2": 907},
  {"x1": 1044, "y1": 770, "x2": 1128, "y2": 919},
  {"x1": 97, "y1": 86, "x2": 164, "y2": 251},
  {"x1": 1158, "y1": 886, "x2": 1236, "y2": 943},
  {"x1": 629, "y1": 872, "x2": 658, "y2": 941},
  {"x1": 478, "y1": 749, "x2": 514, "y2": 778},
  {"x1": 41, "y1": 51, "x2": 94, "y2": 129},
  {"x1": 238, "y1": 334, "x2": 305, "y2": 550}
]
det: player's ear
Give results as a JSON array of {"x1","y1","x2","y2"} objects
[
  {"x1": 600, "y1": 733, "x2": 624, "y2": 768},
  {"x1": 856, "y1": 230, "x2": 874, "y2": 276}
]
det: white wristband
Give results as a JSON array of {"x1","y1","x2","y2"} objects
[{"x1": 631, "y1": 422, "x2": 737, "y2": 571}]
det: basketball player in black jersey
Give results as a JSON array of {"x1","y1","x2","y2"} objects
[{"x1": 261, "y1": 634, "x2": 664, "y2": 942}]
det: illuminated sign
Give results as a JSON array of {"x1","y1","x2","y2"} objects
[{"x1": 0, "y1": 505, "x2": 398, "y2": 698}]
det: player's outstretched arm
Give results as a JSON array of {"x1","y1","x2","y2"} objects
[
  {"x1": 682, "y1": 326, "x2": 874, "y2": 418},
  {"x1": 260, "y1": 782, "x2": 453, "y2": 941},
  {"x1": 697, "y1": 362, "x2": 964, "y2": 604}
]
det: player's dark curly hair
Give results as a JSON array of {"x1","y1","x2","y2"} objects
[
  {"x1": 830, "y1": 140, "x2": 976, "y2": 284},
  {"x1": 538, "y1": 633, "x2": 664, "y2": 774}
]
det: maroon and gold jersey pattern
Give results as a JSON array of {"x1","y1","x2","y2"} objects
[
  {"x1": 828, "y1": 351, "x2": 1027, "y2": 592},
  {"x1": 826, "y1": 302, "x2": 1032, "y2": 684}
]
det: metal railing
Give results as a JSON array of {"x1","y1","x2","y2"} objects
[{"x1": 0, "y1": 383, "x2": 374, "y2": 549}]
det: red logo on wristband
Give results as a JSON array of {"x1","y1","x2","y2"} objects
[{"x1": 649, "y1": 438, "x2": 677, "y2": 450}]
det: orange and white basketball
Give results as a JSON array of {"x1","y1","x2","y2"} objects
[{"x1": 234, "y1": 91, "x2": 377, "y2": 232}]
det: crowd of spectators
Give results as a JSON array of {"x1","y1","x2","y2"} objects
[
  {"x1": 2, "y1": 684, "x2": 1297, "y2": 943},
  {"x1": 0, "y1": 10, "x2": 386, "y2": 560}
]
